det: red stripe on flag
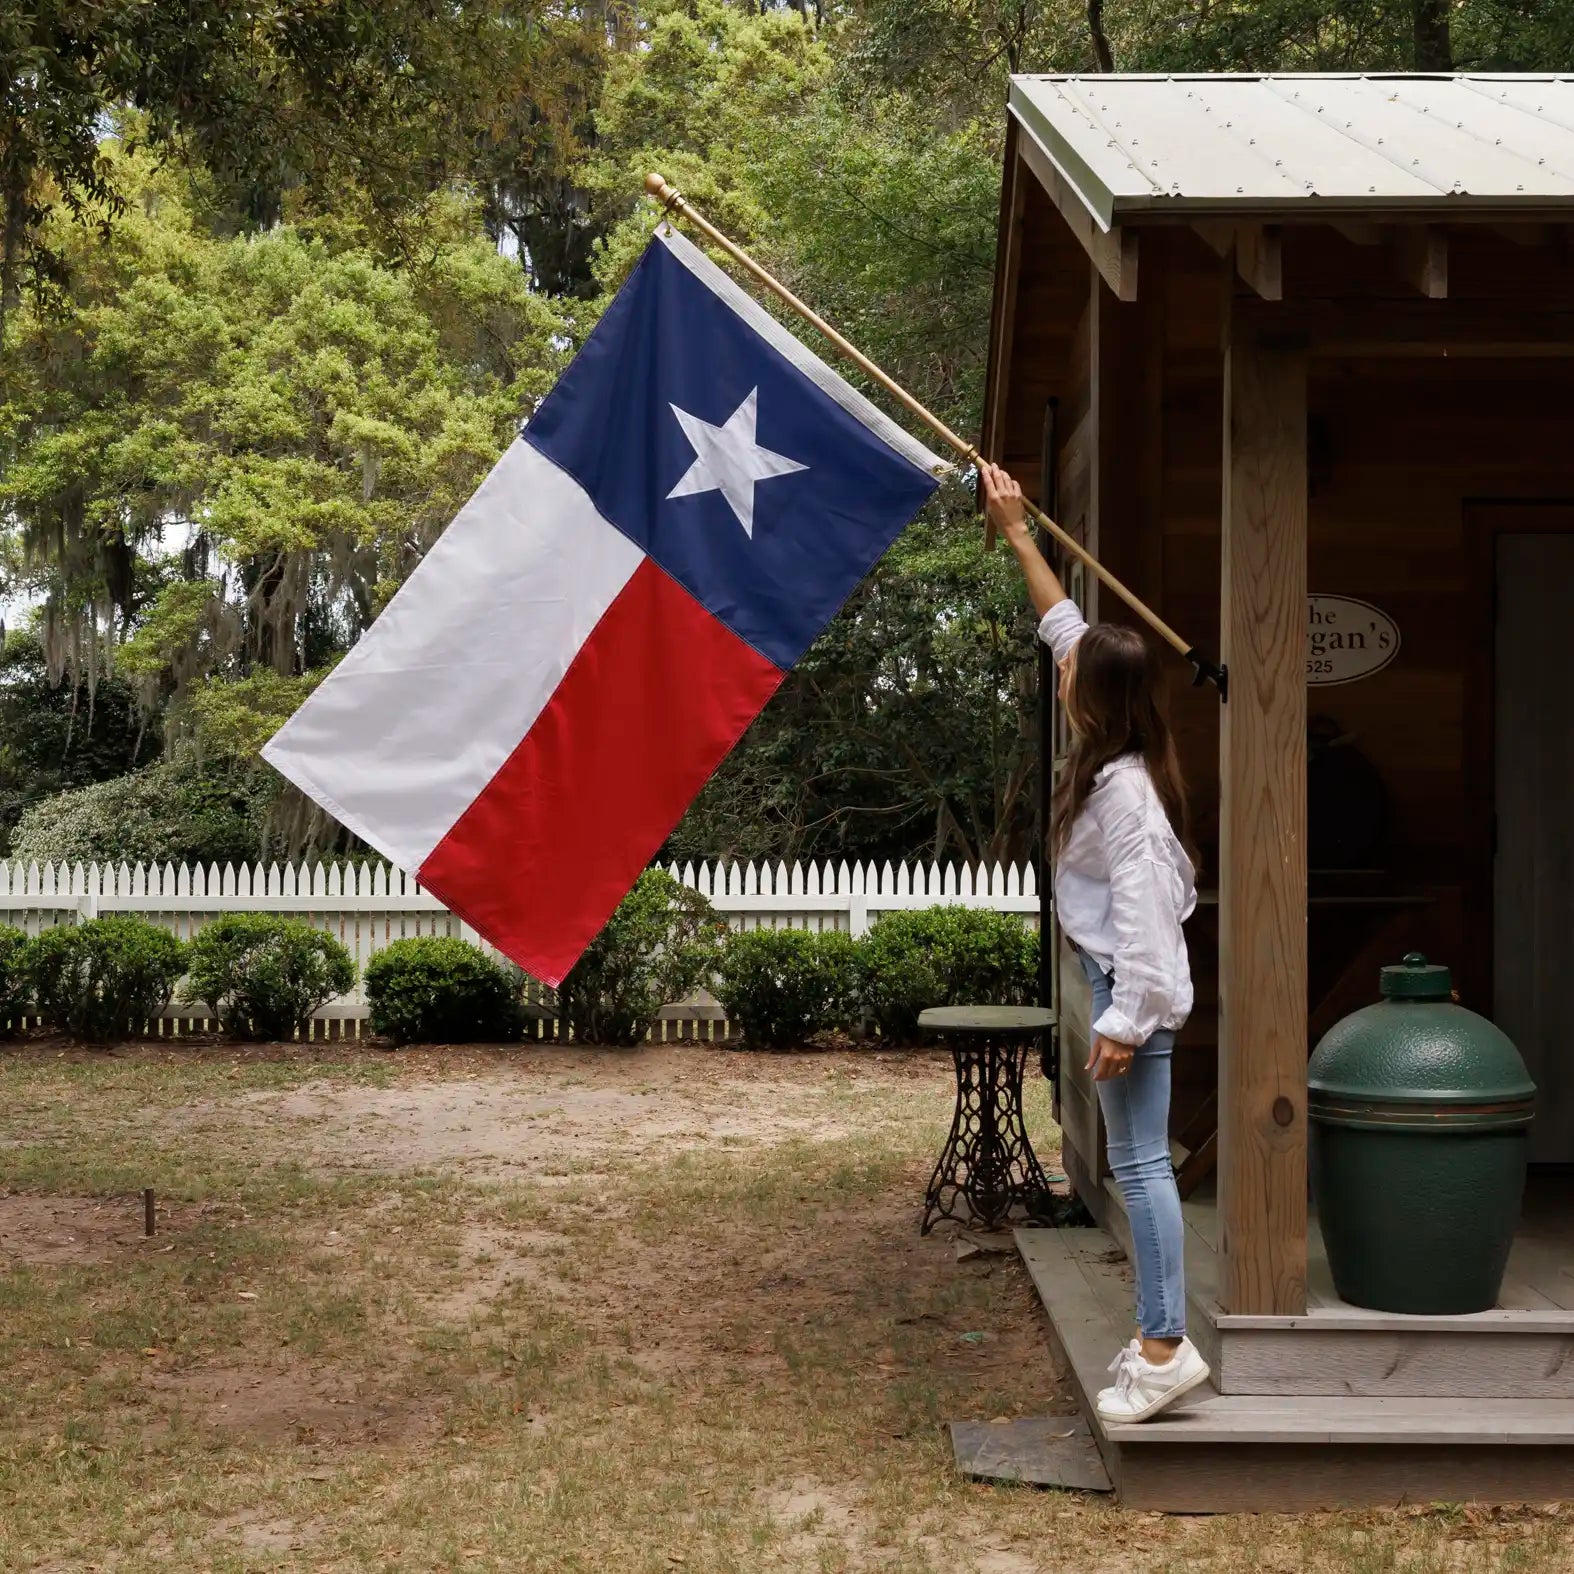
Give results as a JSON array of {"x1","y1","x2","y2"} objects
[{"x1": 420, "y1": 558, "x2": 783, "y2": 987}]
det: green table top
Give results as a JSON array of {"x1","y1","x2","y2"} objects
[{"x1": 917, "y1": 1006, "x2": 1057, "y2": 1034}]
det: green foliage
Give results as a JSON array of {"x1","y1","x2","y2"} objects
[
  {"x1": 0, "y1": 3, "x2": 564, "y2": 334},
  {"x1": 183, "y1": 915, "x2": 355, "y2": 1040},
  {"x1": 714, "y1": 927, "x2": 861, "y2": 1048},
  {"x1": 559, "y1": 869, "x2": 724, "y2": 1046},
  {"x1": 1, "y1": 141, "x2": 565, "y2": 707},
  {"x1": 363, "y1": 936, "x2": 523, "y2": 1045},
  {"x1": 20, "y1": 916, "x2": 188, "y2": 1041},
  {"x1": 0, "y1": 925, "x2": 31, "y2": 1036},
  {"x1": 179, "y1": 670, "x2": 328, "y2": 766},
  {"x1": 7, "y1": 749, "x2": 272, "y2": 870},
  {"x1": 0, "y1": 632, "x2": 159, "y2": 852},
  {"x1": 856, "y1": 907, "x2": 1039, "y2": 1043}
]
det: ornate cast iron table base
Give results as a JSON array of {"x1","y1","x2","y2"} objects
[{"x1": 918, "y1": 1005, "x2": 1058, "y2": 1235}]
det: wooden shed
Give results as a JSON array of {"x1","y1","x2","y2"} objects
[{"x1": 981, "y1": 73, "x2": 1574, "y2": 1510}]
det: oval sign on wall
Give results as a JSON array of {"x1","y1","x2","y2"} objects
[{"x1": 1306, "y1": 595, "x2": 1400, "y2": 686}]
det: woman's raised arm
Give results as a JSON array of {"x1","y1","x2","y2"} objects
[{"x1": 979, "y1": 462, "x2": 1068, "y2": 621}]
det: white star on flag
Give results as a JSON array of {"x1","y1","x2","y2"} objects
[{"x1": 666, "y1": 388, "x2": 808, "y2": 537}]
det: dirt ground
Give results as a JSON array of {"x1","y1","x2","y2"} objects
[{"x1": 4, "y1": 1040, "x2": 1573, "y2": 1573}]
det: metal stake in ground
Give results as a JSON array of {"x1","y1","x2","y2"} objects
[
  {"x1": 143, "y1": 1188, "x2": 155, "y2": 1238},
  {"x1": 643, "y1": 173, "x2": 1227, "y2": 699}
]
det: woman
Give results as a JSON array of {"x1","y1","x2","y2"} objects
[{"x1": 982, "y1": 462, "x2": 1209, "y2": 1425}]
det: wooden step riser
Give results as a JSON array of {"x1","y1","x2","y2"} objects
[
  {"x1": 1194, "y1": 1314, "x2": 1574, "y2": 1398},
  {"x1": 1118, "y1": 1441, "x2": 1574, "y2": 1514}
]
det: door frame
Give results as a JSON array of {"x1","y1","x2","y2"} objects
[{"x1": 1464, "y1": 500, "x2": 1574, "y2": 1022}]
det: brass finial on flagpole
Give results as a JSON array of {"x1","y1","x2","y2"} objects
[{"x1": 643, "y1": 173, "x2": 1225, "y2": 697}]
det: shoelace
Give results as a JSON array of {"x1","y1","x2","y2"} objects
[{"x1": 1106, "y1": 1343, "x2": 1143, "y2": 1399}]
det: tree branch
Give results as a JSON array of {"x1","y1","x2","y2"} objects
[{"x1": 1087, "y1": 0, "x2": 1115, "y2": 73}]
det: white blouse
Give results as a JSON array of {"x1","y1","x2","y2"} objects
[{"x1": 1039, "y1": 601, "x2": 1196, "y2": 1047}]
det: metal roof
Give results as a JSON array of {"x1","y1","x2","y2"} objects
[{"x1": 1009, "y1": 75, "x2": 1574, "y2": 229}]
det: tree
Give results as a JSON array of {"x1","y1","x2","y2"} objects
[
  {"x1": 0, "y1": 141, "x2": 565, "y2": 700},
  {"x1": 1413, "y1": 0, "x2": 1453, "y2": 69},
  {"x1": 0, "y1": 0, "x2": 566, "y2": 339}
]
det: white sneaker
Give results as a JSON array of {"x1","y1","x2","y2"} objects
[
  {"x1": 1095, "y1": 1337, "x2": 1210, "y2": 1424},
  {"x1": 1097, "y1": 1339, "x2": 1141, "y2": 1406}
]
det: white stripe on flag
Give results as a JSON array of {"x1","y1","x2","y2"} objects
[{"x1": 262, "y1": 439, "x2": 644, "y2": 871}]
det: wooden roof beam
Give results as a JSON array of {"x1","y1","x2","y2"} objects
[
  {"x1": 1191, "y1": 221, "x2": 1283, "y2": 301},
  {"x1": 1237, "y1": 298, "x2": 1574, "y2": 356},
  {"x1": 1491, "y1": 222, "x2": 1549, "y2": 248},
  {"x1": 1329, "y1": 218, "x2": 1382, "y2": 247},
  {"x1": 1236, "y1": 225, "x2": 1283, "y2": 301},
  {"x1": 1016, "y1": 135, "x2": 1137, "y2": 302},
  {"x1": 1388, "y1": 225, "x2": 1448, "y2": 299}
]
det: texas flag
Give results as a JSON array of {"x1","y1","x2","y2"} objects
[{"x1": 262, "y1": 225, "x2": 945, "y2": 984}]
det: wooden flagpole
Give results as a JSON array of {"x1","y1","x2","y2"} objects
[{"x1": 644, "y1": 173, "x2": 1226, "y2": 696}]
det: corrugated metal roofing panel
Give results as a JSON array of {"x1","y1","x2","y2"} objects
[{"x1": 1009, "y1": 74, "x2": 1574, "y2": 222}]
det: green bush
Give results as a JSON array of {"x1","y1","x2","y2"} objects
[
  {"x1": 559, "y1": 869, "x2": 723, "y2": 1046},
  {"x1": 856, "y1": 906, "x2": 1039, "y2": 1043},
  {"x1": 364, "y1": 936, "x2": 523, "y2": 1045},
  {"x1": 0, "y1": 925, "x2": 30, "y2": 1036},
  {"x1": 714, "y1": 927, "x2": 860, "y2": 1048},
  {"x1": 21, "y1": 916, "x2": 188, "y2": 1041},
  {"x1": 7, "y1": 751, "x2": 272, "y2": 868},
  {"x1": 184, "y1": 915, "x2": 356, "y2": 1040}
]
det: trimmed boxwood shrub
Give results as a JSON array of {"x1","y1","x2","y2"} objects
[
  {"x1": 714, "y1": 927, "x2": 859, "y2": 1048},
  {"x1": 857, "y1": 906, "x2": 1039, "y2": 1043},
  {"x1": 364, "y1": 936, "x2": 523, "y2": 1045},
  {"x1": 0, "y1": 925, "x2": 30, "y2": 1036},
  {"x1": 559, "y1": 869, "x2": 723, "y2": 1045},
  {"x1": 21, "y1": 916, "x2": 188, "y2": 1041},
  {"x1": 185, "y1": 915, "x2": 356, "y2": 1040}
]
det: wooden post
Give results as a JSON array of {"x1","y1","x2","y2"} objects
[
  {"x1": 1038, "y1": 395, "x2": 1059, "y2": 1117},
  {"x1": 1217, "y1": 314, "x2": 1308, "y2": 1317}
]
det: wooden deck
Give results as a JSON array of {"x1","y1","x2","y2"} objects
[
  {"x1": 1019, "y1": 1224, "x2": 1574, "y2": 1511},
  {"x1": 1098, "y1": 1173, "x2": 1574, "y2": 1399}
]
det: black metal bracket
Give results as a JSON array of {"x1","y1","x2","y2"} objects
[{"x1": 1186, "y1": 649, "x2": 1229, "y2": 702}]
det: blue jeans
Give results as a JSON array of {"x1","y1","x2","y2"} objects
[{"x1": 1080, "y1": 951, "x2": 1186, "y2": 1339}]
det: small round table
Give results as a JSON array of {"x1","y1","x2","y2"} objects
[{"x1": 918, "y1": 1005, "x2": 1058, "y2": 1235}]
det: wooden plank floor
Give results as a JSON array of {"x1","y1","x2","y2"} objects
[
  {"x1": 1097, "y1": 1173, "x2": 1574, "y2": 1396},
  {"x1": 1017, "y1": 1222, "x2": 1574, "y2": 1509}
]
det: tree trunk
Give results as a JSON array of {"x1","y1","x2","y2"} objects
[
  {"x1": 1086, "y1": 0, "x2": 1115, "y2": 73},
  {"x1": 1413, "y1": 0, "x2": 1452, "y2": 71}
]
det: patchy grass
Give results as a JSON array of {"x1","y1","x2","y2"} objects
[{"x1": 2, "y1": 1040, "x2": 1572, "y2": 1572}]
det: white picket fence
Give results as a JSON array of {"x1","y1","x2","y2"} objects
[
  {"x1": 0, "y1": 857, "x2": 1041, "y2": 1036},
  {"x1": 666, "y1": 857, "x2": 1039, "y2": 934}
]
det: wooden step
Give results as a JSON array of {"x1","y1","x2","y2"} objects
[{"x1": 1016, "y1": 1224, "x2": 1574, "y2": 1510}]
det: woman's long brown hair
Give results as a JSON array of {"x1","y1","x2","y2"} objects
[{"x1": 1049, "y1": 623, "x2": 1197, "y2": 867}]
